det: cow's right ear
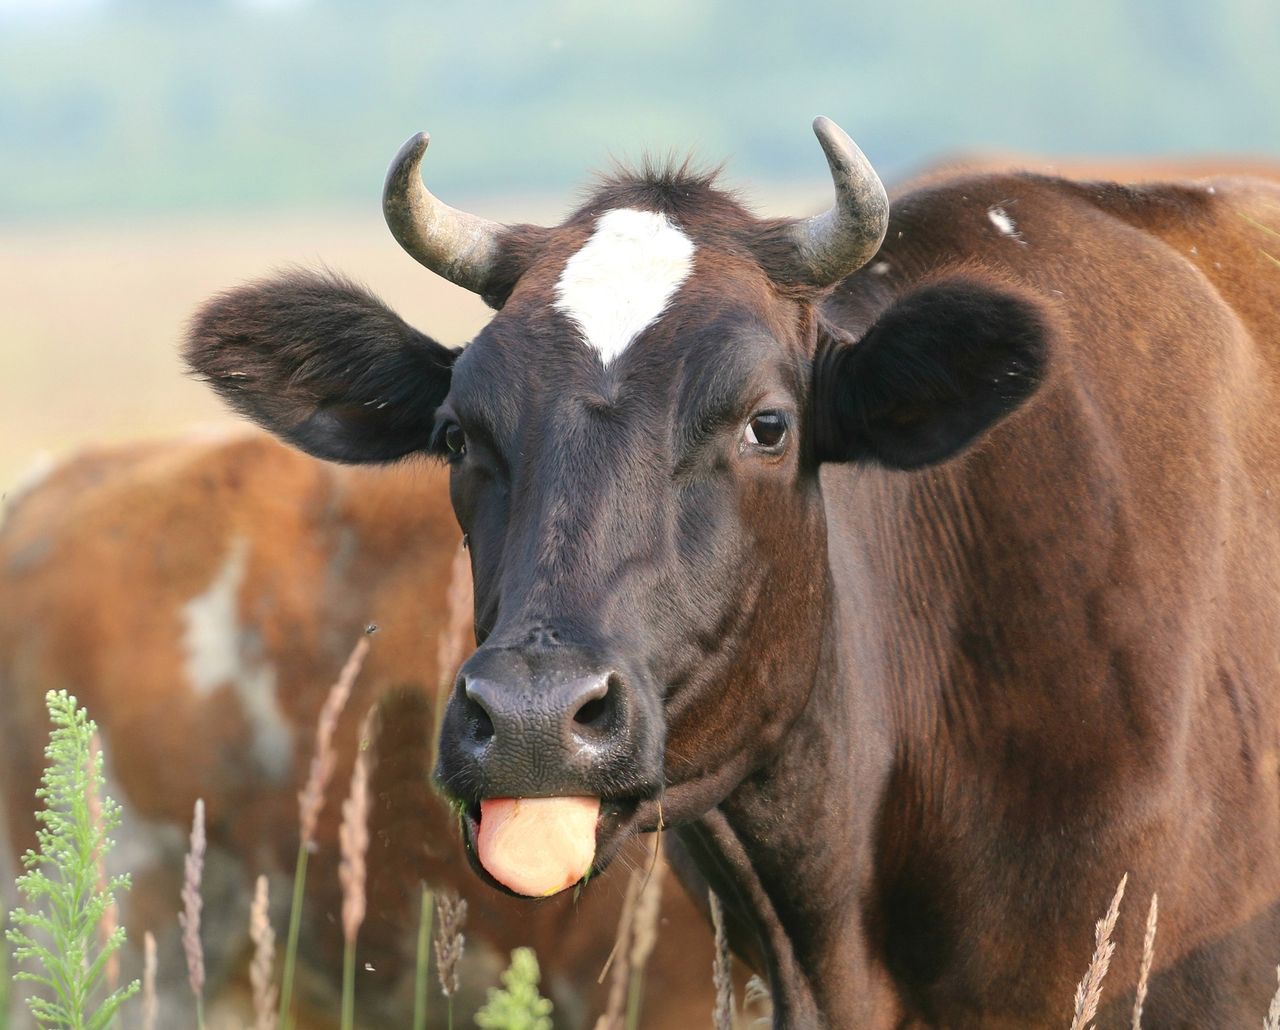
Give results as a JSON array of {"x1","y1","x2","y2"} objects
[{"x1": 185, "y1": 270, "x2": 458, "y2": 463}]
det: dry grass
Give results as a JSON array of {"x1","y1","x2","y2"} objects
[
  {"x1": 338, "y1": 709, "x2": 373, "y2": 948},
  {"x1": 249, "y1": 876, "x2": 278, "y2": 1030},
  {"x1": 1130, "y1": 893, "x2": 1158, "y2": 1029},
  {"x1": 179, "y1": 798, "x2": 207, "y2": 1028},
  {"x1": 434, "y1": 889, "x2": 468, "y2": 1002},
  {"x1": 297, "y1": 634, "x2": 371, "y2": 848},
  {"x1": 710, "y1": 890, "x2": 734, "y2": 1030},
  {"x1": 595, "y1": 869, "x2": 641, "y2": 1030},
  {"x1": 141, "y1": 930, "x2": 157, "y2": 1030}
]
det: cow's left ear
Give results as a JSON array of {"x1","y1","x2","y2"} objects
[{"x1": 813, "y1": 279, "x2": 1049, "y2": 469}]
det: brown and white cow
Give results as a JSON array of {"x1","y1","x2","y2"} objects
[
  {"x1": 186, "y1": 119, "x2": 1280, "y2": 1026},
  {"x1": 0, "y1": 431, "x2": 721, "y2": 1028}
]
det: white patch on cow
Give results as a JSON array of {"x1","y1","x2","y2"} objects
[
  {"x1": 869, "y1": 260, "x2": 891, "y2": 276},
  {"x1": 987, "y1": 205, "x2": 1017, "y2": 237},
  {"x1": 554, "y1": 207, "x2": 695, "y2": 365},
  {"x1": 1, "y1": 449, "x2": 56, "y2": 529},
  {"x1": 988, "y1": 205, "x2": 1029, "y2": 245},
  {"x1": 181, "y1": 537, "x2": 292, "y2": 780}
]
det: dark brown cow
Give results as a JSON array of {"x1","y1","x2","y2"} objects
[
  {"x1": 0, "y1": 431, "x2": 721, "y2": 1028},
  {"x1": 186, "y1": 119, "x2": 1280, "y2": 1027}
]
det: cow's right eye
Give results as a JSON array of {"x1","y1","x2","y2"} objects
[{"x1": 444, "y1": 423, "x2": 466, "y2": 456}]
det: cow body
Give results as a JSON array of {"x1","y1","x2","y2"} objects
[
  {"x1": 0, "y1": 431, "x2": 719, "y2": 1028},
  {"x1": 185, "y1": 120, "x2": 1280, "y2": 1028},
  {"x1": 682, "y1": 172, "x2": 1280, "y2": 1027}
]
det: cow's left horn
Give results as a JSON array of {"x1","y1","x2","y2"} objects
[
  {"x1": 776, "y1": 117, "x2": 889, "y2": 288},
  {"x1": 383, "y1": 132, "x2": 516, "y2": 296}
]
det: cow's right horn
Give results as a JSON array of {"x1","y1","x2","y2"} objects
[
  {"x1": 383, "y1": 132, "x2": 522, "y2": 297},
  {"x1": 771, "y1": 117, "x2": 889, "y2": 289}
]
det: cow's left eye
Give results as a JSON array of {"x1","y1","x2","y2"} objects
[
  {"x1": 443, "y1": 422, "x2": 466, "y2": 456},
  {"x1": 743, "y1": 411, "x2": 788, "y2": 451}
]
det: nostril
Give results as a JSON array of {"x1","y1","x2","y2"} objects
[
  {"x1": 470, "y1": 705, "x2": 495, "y2": 742},
  {"x1": 460, "y1": 678, "x2": 495, "y2": 743},
  {"x1": 572, "y1": 673, "x2": 620, "y2": 733},
  {"x1": 573, "y1": 695, "x2": 608, "y2": 728}
]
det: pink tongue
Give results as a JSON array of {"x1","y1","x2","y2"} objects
[{"x1": 476, "y1": 796, "x2": 601, "y2": 897}]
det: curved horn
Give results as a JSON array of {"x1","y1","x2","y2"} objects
[
  {"x1": 382, "y1": 132, "x2": 509, "y2": 296},
  {"x1": 780, "y1": 117, "x2": 889, "y2": 288}
]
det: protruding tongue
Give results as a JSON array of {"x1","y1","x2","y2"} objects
[{"x1": 476, "y1": 796, "x2": 600, "y2": 897}]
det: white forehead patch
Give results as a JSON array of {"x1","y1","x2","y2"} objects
[{"x1": 554, "y1": 207, "x2": 695, "y2": 365}]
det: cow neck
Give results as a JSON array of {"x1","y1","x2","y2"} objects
[{"x1": 678, "y1": 574, "x2": 903, "y2": 1028}]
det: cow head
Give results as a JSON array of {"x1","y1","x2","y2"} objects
[{"x1": 187, "y1": 119, "x2": 1046, "y2": 896}]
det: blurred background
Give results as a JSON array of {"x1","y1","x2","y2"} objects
[{"x1": 2, "y1": 0, "x2": 1279, "y2": 490}]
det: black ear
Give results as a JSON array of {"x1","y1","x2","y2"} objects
[
  {"x1": 185, "y1": 270, "x2": 457, "y2": 463},
  {"x1": 814, "y1": 279, "x2": 1048, "y2": 469}
]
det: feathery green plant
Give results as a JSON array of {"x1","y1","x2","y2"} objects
[
  {"x1": 4, "y1": 690, "x2": 139, "y2": 1030},
  {"x1": 474, "y1": 948, "x2": 552, "y2": 1030}
]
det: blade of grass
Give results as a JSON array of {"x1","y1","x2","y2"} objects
[
  {"x1": 413, "y1": 887, "x2": 434, "y2": 1030},
  {"x1": 277, "y1": 844, "x2": 308, "y2": 1030}
]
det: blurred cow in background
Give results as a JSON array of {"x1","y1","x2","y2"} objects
[{"x1": 0, "y1": 430, "x2": 722, "y2": 1028}]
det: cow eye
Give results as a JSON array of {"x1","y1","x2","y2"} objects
[
  {"x1": 743, "y1": 411, "x2": 788, "y2": 451},
  {"x1": 444, "y1": 422, "x2": 466, "y2": 456}
]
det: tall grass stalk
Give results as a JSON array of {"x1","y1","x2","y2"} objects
[
  {"x1": 249, "y1": 877, "x2": 277, "y2": 1030},
  {"x1": 179, "y1": 799, "x2": 207, "y2": 1030},
  {"x1": 140, "y1": 932, "x2": 157, "y2": 1030},
  {"x1": 4, "y1": 690, "x2": 139, "y2": 1029},
  {"x1": 412, "y1": 887, "x2": 434, "y2": 1030},
  {"x1": 596, "y1": 870, "x2": 641, "y2": 1030},
  {"x1": 624, "y1": 852, "x2": 665, "y2": 1030},
  {"x1": 1130, "y1": 893, "x2": 1157, "y2": 1029},
  {"x1": 280, "y1": 631, "x2": 372, "y2": 1030},
  {"x1": 338, "y1": 710, "x2": 374, "y2": 1030},
  {"x1": 1069, "y1": 873, "x2": 1127, "y2": 1030},
  {"x1": 709, "y1": 890, "x2": 733, "y2": 1030},
  {"x1": 434, "y1": 891, "x2": 467, "y2": 1030}
]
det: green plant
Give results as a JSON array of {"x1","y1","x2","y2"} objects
[
  {"x1": 4, "y1": 690, "x2": 139, "y2": 1029},
  {"x1": 412, "y1": 887, "x2": 434, "y2": 1030},
  {"x1": 474, "y1": 948, "x2": 552, "y2": 1030}
]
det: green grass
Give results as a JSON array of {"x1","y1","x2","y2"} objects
[{"x1": 4, "y1": 691, "x2": 139, "y2": 1030}]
